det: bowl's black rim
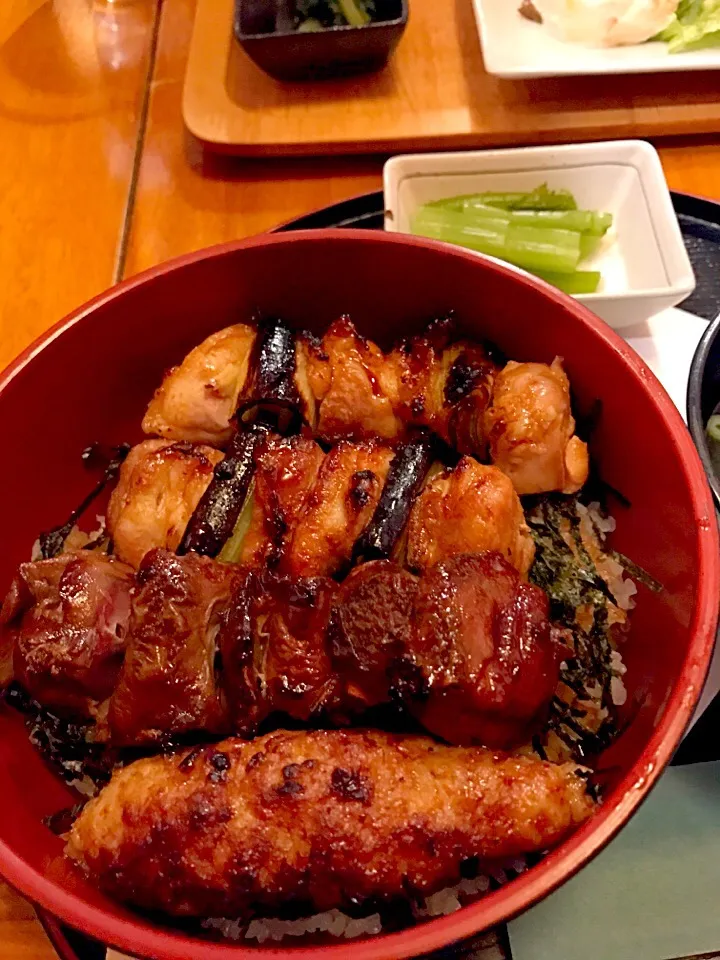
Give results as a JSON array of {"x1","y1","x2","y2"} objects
[
  {"x1": 33, "y1": 187, "x2": 720, "y2": 960},
  {"x1": 687, "y1": 313, "x2": 720, "y2": 506}
]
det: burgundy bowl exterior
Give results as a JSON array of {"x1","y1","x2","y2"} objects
[{"x1": 0, "y1": 230, "x2": 716, "y2": 960}]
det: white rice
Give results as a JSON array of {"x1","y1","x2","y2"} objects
[
  {"x1": 204, "y1": 909, "x2": 383, "y2": 943},
  {"x1": 202, "y1": 866, "x2": 530, "y2": 943}
]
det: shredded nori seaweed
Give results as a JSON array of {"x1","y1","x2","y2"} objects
[
  {"x1": 526, "y1": 495, "x2": 634, "y2": 762},
  {"x1": 2, "y1": 683, "x2": 115, "y2": 792},
  {"x1": 294, "y1": 0, "x2": 376, "y2": 28}
]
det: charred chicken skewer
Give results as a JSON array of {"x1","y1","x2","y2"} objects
[
  {"x1": 67, "y1": 728, "x2": 594, "y2": 919},
  {"x1": 143, "y1": 316, "x2": 588, "y2": 496},
  {"x1": 107, "y1": 433, "x2": 534, "y2": 578}
]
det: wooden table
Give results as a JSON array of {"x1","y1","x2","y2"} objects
[{"x1": 2, "y1": 1, "x2": 720, "y2": 957}]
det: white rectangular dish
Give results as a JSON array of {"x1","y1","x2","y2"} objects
[
  {"x1": 472, "y1": 0, "x2": 720, "y2": 77},
  {"x1": 383, "y1": 141, "x2": 696, "y2": 330}
]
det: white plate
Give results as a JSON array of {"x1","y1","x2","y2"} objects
[
  {"x1": 383, "y1": 143, "x2": 696, "y2": 329},
  {"x1": 472, "y1": 0, "x2": 720, "y2": 78}
]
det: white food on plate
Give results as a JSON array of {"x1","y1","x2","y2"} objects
[{"x1": 530, "y1": 0, "x2": 678, "y2": 45}]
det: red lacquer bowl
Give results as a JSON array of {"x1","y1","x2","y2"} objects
[{"x1": 0, "y1": 230, "x2": 717, "y2": 960}]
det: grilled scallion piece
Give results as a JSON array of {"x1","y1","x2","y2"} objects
[
  {"x1": 178, "y1": 425, "x2": 267, "y2": 558},
  {"x1": 238, "y1": 318, "x2": 304, "y2": 432},
  {"x1": 353, "y1": 432, "x2": 434, "y2": 563}
]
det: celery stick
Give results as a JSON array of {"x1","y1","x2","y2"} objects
[
  {"x1": 428, "y1": 185, "x2": 578, "y2": 212},
  {"x1": 579, "y1": 234, "x2": 601, "y2": 259},
  {"x1": 533, "y1": 269, "x2": 602, "y2": 294},
  {"x1": 505, "y1": 224, "x2": 581, "y2": 274},
  {"x1": 410, "y1": 207, "x2": 509, "y2": 260},
  {"x1": 508, "y1": 209, "x2": 612, "y2": 235},
  {"x1": 411, "y1": 208, "x2": 581, "y2": 274},
  {"x1": 457, "y1": 204, "x2": 612, "y2": 236}
]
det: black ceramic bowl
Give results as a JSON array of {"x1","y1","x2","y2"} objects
[
  {"x1": 688, "y1": 311, "x2": 720, "y2": 505},
  {"x1": 234, "y1": 0, "x2": 408, "y2": 81}
]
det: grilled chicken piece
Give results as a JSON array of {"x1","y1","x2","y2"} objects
[
  {"x1": 406, "y1": 457, "x2": 535, "y2": 576},
  {"x1": 407, "y1": 553, "x2": 561, "y2": 749},
  {"x1": 68, "y1": 728, "x2": 594, "y2": 918},
  {"x1": 236, "y1": 433, "x2": 325, "y2": 568},
  {"x1": 220, "y1": 572, "x2": 338, "y2": 735},
  {"x1": 329, "y1": 560, "x2": 419, "y2": 709},
  {"x1": 390, "y1": 319, "x2": 498, "y2": 452},
  {"x1": 0, "y1": 553, "x2": 133, "y2": 716},
  {"x1": 108, "y1": 549, "x2": 241, "y2": 745},
  {"x1": 313, "y1": 318, "x2": 400, "y2": 443},
  {"x1": 282, "y1": 439, "x2": 394, "y2": 578},
  {"x1": 143, "y1": 324, "x2": 256, "y2": 446},
  {"x1": 485, "y1": 359, "x2": 589, "y2": 495},
  {"x1": 107, "y1": 440, "x2": 223, "y2": 569}
]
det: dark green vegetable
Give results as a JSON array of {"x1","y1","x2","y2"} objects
[
  {"x1": 294, "y1": 0, "x2": 375, "y2": 29},
  {"x1": 526, "y1": 496, "x2": 636, "y2": 760}
]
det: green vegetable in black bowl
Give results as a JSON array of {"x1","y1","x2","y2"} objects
[
  {"x1": 295, "y1": 0, "x2": 377, "y2": 29},
  {"x1": 234, "y1": 0, "x2": 408, "y2": 81}
]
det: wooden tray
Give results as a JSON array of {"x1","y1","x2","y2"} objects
[{"x1": 183, "y1": 0, "x2": 720, "y2": 156}]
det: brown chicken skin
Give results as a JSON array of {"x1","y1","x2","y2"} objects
[
  {"x1": 406, "y1": 456, "x2": 535, "y2": 577},
  {"x1": 0, "y1": 553, "x2": 134, "y2": 716},
  {"x1": 310, "y1": 317, "x2": 400, "y2": 443},
  {"x1": 329, "y1": 560, "x2": 419, "y2": 710},
  {"x1": 389, "y1": 318, "x2": 497, "y2": 454},
  {"x1": 107, "y1": 440, "x2": 223, "y2": 569},
  {"x1": 235, "y1": 432, "x2": 325, "y2": 568},
  {"x1": 142, "y1": 323, "x2": 256, "y2": 447},
  {"x1": 485, "y1": 359, "x2": 589, "y2": 496},
  {"x1": 108, "y1": 549, "x2": 243, "y2": 745},
  {"x1": 220, "y1": 570, "x2": 339, "y2": 735},
  {"x1": 0, "y1": 547, "x2": 561, "y2": 750},
  {"x1": 281, "y1": 439, "x2": 394, "y2": 578},
  {"x1": 140, "y1": 321, "x2": 591, "y2": 498},
  {"x1": 406, "y1": 553, "x2": 563, "y2": 749},
  {"x1": 68, "y1": 728, "x2": 594, "y2": 918}
]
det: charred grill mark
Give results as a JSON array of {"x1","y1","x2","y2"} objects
[
  {"x1": 444, "y1": 353, "x2": 488, "y2": 405},
  {"x1": 349, "y1": 470, "x2": 377, "y2": 510},
  {"x1": 210, "y1": 752, "x2": 231, "y2": 772},
  {"x1": 188, "y1": 792, "x2": 232, "y2": 829},
  {"x1": 276, "y1": 777, "x2": 304, "y2": 797},
  {"x1": 330, "y1": 767, "x2": 373, "y2": 805}
]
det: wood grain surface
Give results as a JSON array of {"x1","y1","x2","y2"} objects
[
  {"x1": 183, "y1": 0, "x2": 720, "y2": 156},
  {"x1": 0, "y1": 0, "x2": 158, "y2": 372},
  {"x1": 3, "y1": 1, "x2": 720, "y2": 958}
]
